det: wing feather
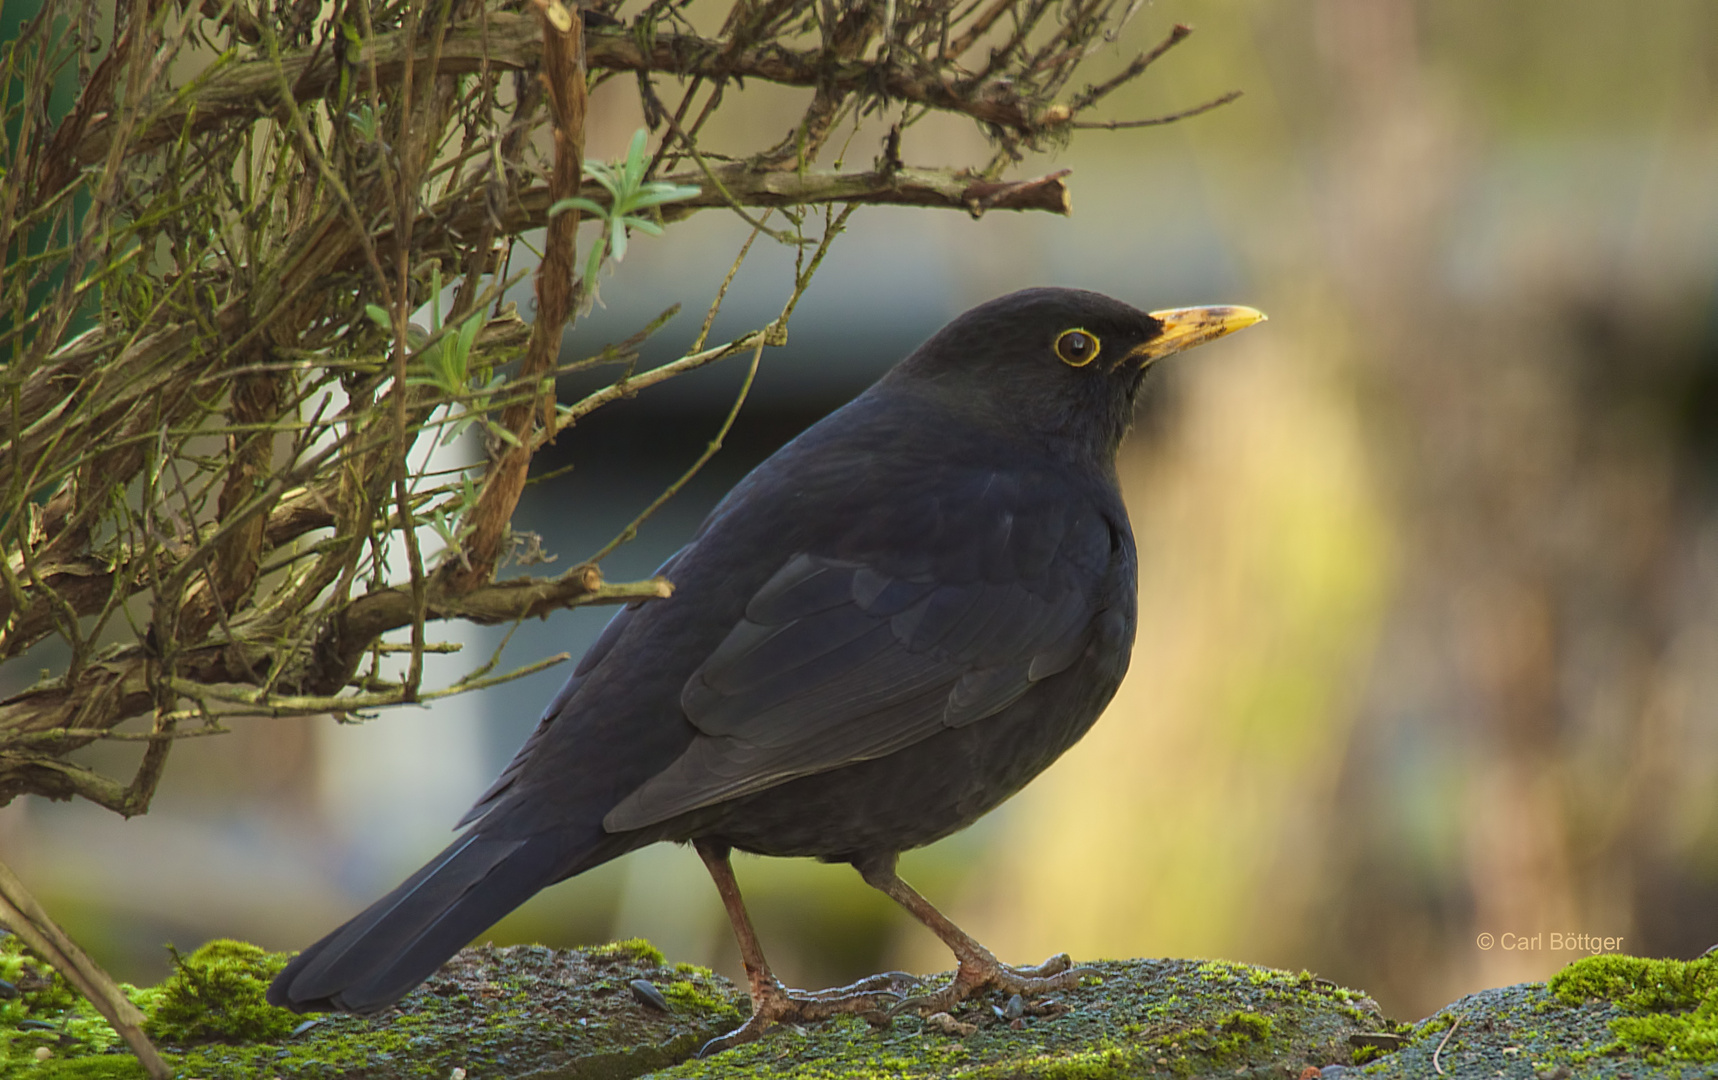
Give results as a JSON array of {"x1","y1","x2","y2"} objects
[{"x1": 602, "y1": 483, "x2": 1121, "y2": 833}]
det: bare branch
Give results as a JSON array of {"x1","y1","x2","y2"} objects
[
  {"x1": 1070, "y1": 91, "x2": 1242, "y2": 129},
  {"x1": 4, "y1": 0, "x2": 1225, "y2": 932},
  {"x1": 405, "y1": 164, "x2": 1072, "y2": 267},
  {"x1": 447, "y1": 0, "x2": 586, "y2": 590},
  {"x1": 73, "y1": 15, "x2": 1088, "y2": 168},
  {"x1": 1065, "y1": 22, "x2": 1192, "y2": 115},
  {"x1": 0, "y1": 568, "x2": 670, "y2": 759},
  {"x1": 0, "y1": 862, "x2": 170, "y2": 1078}
]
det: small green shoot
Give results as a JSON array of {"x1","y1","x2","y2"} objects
[
  {"x1": 364, "y1": 268, "x2": 514, "y2": 448},
  {"x1": 549, "y1": 128, "x2": 701, "y2": 302}
]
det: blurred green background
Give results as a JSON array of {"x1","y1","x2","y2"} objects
[{"x1": 4, "y1": 0, "x2": 1716, "y2": 1024}]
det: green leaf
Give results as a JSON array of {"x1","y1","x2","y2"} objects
[
  {"x1": 457, "y1": 313, "x2": 482, "y2": 365},
  {"x1": 485, "y1": 420, "x2": 523, "y2": 448},
  {"x1": 549, "y1": 196, "x2": 607, "y2": 218},
  {"x1": 429, "y1": 265, "x2": 443, "y2": 333},
  {"x1": 583, "y1": 243, "x2": 606, "y2": 287},
  {"x1": 623, "y1": 128, "x2": 649, "y2": 190},
  {"x1": 627, "y1": 184, "x2": 701, "y2": 209},
  {"x1": 585, "y1": 165, "x2": 624, "y2": 200}
]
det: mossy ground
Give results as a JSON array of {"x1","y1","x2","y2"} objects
[
  {"x1": 0, "y1": 938, "x2": 742, "y2": 1080},
  {"x1": 1, "y1": 931, "x2": 138, "y2": 1068},
  {"x1": 648, "y1": 957, "x2": 1389, "y2": 1079},
  {"x1": 1352, "y1": 954, "x2": 1718, "y2": 1080},
  {"x1": 144, "y1": 940, "x2": 295, "y2": 1044},
  {"x1": 7, "y1": 936, "x2": 1711, "y2": 1080}
]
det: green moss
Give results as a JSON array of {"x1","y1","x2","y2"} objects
[
  {"x1": 18, "y1": 1056, "x2": 151, "y2": 1079},
  {"x1": 1213, "y1": 1009, "x2": 1271, "y2": 1048},
  {"x1": 1550, "y1": 953, "x2": 1717, "y2": 1012},
  {"x1": 1606, "y1": 1010, "x2": 1718, "y2": 1063},
  {"x1": 1192, "y1": 960, "x2": 1242, "y2": 985},
  {"x1": 590, "y1": 938, "x2": 666, "y2": 967},
  {"x1": 0, "y1": 932, "x2": 156, "y2": 1065},
  {"x1": 965, "y1": 1046, "x2": 1131, "y2": 1079},
  {"x1": 663, "y1": 979, "x2": 740, "y2": 1015},
  {"x1": 1168, "y1": 1010, "x2": 1270, "y2": 1066},
  {"x1": 1413, "y1": 1012, "x2": 1455, "y2": 1037},
  {"x1": 1545, "y1": 954, "x2": 1718, "y2": 1065},
  {"x1": 1, "y1": 930, "x2": 76, "y2": 1063},
  {"x1": 1192, "y1": 960, "x2": 1305, "y2": 998},
  {"x1": 1351, "y1": 1042, "x2": 1386, "y2": 1065},
  {"x1": 143, "y1": 939, "x2": 297, "y2": 1044},
  {"x1": 2, "y1": 945, "x2": 1400, "y2": 1080}
]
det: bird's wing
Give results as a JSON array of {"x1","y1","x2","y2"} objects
[
  {"x1": 457, "y1": 550, "x2": 683, "y2": 830},
  {"x1": 602, "y1": 493, "x2": 1119, "y2": 832}
]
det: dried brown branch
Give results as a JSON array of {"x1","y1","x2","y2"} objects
[
  {"x1": 1070, "y1": 91, "x2": 1242, "y2": 129},
  {"x1": 1065, "y1": 22, "x2": 1192, "y2": 115},
  {"x1": 0, "y1": 862, "x2": 170, "y2": 1078},
  {"x1": 943, "y1": 0, "x2": 1016, "y2": 61},
  {"x1": 447, "y1": 0, "x2": 585, "y2": 591},
  {"x1": 69, "y1": 13, "x2": 1143, "y2": 170},
  {"x1": 0, "y1": 566, "x2": 668, "y2": 767},
  {"x1": 0, "y1": 312, "x2": 532, "y2": 664},
  {"x1": 401, "y1": 163, "x2": 1073, "y2": 269}
]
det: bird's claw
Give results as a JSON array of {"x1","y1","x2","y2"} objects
[
  {"x1": 889, "y1": 953, "x2": 1091, "y2": 1017},
  {"x1": 697, "y1": 1015, "x2": 773, "y2": 1058},
  {"x1": 799, "y1": 970, "x2": 918, "y2": 1002},
  {"x1": 698, "y1": 974, "x2": 917, "y2": 1057},
  {"x1": 1006, "y1": 952, "x2": 1076, "y2": 979}
]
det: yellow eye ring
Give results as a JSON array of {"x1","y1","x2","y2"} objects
[{"x1": 1055, "y1": 328, "x2": 1101, "y2": 367}]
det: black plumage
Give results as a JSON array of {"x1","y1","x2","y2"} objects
[{"x1": 268, "y1": 287, "x2": 1264, "y2": 1045}]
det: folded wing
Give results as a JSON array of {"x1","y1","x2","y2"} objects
[{"x1": 603, "y1": 490, "x2": 1116, "y2": 832}]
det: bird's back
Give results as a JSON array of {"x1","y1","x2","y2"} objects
[
  {"x1": 267, "y1": 285, "x2": 1196, "y2": 1015},
  {"x1": 468, "y1": 379, "x2": 1137, "y2": 853}
]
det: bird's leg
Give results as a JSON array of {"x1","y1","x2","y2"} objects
[
  {"x1": 693, "y1": 840, "x2": 910, "y2": 1055},
  {"x1": 854, "y1": 852, "x2": 1090, "y2": 1015}
]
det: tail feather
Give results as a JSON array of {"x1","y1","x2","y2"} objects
[{"x1": 269, "y1": 831, "x2": 571, "y2": 1014}]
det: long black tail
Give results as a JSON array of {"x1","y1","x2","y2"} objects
[{"x1": 268, "y1": 830, "x2": 593, "y2": 1013}]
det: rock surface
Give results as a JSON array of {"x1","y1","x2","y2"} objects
[{"x1": 9, "y1": 941, "x2": 1717, "y2": 1078}]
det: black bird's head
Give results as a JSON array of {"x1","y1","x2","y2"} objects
[{"x1": 885, "y1": 287, "x2": 1265, "y2": 465}]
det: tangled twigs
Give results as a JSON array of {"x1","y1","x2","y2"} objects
[
  {"x1": 447, "y1": 0, "x2": 586, "y2": 592},
  {"x1": 3, "y1": 0, "x2": 1236, "y2": 837},
  {"x1": 1070, "y1": 91, "x2": 1242, "y2": 130},
  {"x1": 71, "y1": 13, "x2": 1233, "y2": 173}
]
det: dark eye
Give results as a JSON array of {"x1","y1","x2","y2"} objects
[{"x1": 1055, "y1": 328, "x2": 1101, "y2": 367}]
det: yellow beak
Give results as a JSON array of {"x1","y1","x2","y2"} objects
[{"x1": 1129, "y1": 305, "x2": 1268, "y2": 363}]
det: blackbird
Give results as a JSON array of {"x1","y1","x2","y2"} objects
[{"x1": 268, "y1": 287, "x2": 1264, "y2": 1047}]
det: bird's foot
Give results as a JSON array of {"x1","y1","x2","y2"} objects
[
  {"x1": 796, "y1": 970, "x2": 917, "y2": 1002},
  {"x1": 892, "y1": 950, "x2": 1091, "y2": 1016},
  {"x1": 698, "y1": 972, "x2": 917, "y2": 1056}
]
